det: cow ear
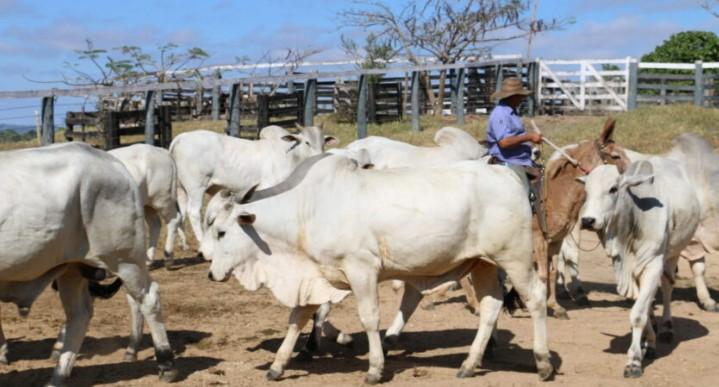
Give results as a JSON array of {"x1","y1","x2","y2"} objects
[
  {"x1": 575, "y1": 175, "x2": 587, "y2": 184},
  {"x1": 621, "y1": 174, "x2": 653, "y2": 189},
  {"x1": 237, "y1": 211, "x2": 256, "y2": 225},
  {"x1": 282, "y1": 134, "x2": 300, "y2": 143},
  {"x1": 599, "y1": 117, "x2": 616, "y2": 145},
  {"x1": 294, "y1": 123, "x2": 304, "y2": 131},
  {"x1": 324, "y1": 136, "x2": 339, "y2": 146}
]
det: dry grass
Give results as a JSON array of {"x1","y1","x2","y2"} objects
[{"x1": 2, "y1": 105, "x2": 718, "y2": 154}]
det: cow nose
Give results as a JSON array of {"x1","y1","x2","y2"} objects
[
  {"x1": 207, "y1": 271, "x2": 215, "y2": 281},
  {"x1": 581, "y1": 217, "x2": 596, "y2": 229}
]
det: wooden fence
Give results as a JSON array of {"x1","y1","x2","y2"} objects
[{"x1": 2, "y1": 57, "x2": 719, "y2": 148}]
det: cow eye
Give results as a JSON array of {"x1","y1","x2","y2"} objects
[
  {"x1": 609, "y1": 186, "x2": 618, "y2": 194},
  {"x1": 305, "y1": 141, "x2": 310, "y2": 146},
  {"x1": 207, "y1": 217, "x2": 215, "y2": 227},
  {"x1": 217, "y1": 230, "x2": 226, "y2": 239}
]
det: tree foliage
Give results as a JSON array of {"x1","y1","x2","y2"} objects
[{"x1": 642, "y1": 31, "x2": 719, "y2": 63}]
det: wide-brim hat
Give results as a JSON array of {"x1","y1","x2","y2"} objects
[{"x1": 491, "y1": 77, "x2": 531, "y2": 101}]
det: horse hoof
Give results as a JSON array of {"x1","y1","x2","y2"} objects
[
  {"x1": 159, "y1": 366, "x2": 179, "y2": 383},
  {"x1": 456, "y1": 367, "x2": 474, "y2": 378},
  {"x1": 364, "y1": 373, "x2": 382, "y2": 385},
  {"x1": 644, "y1": 347, "x2": 656, "y2": 359},
  {"x1": 266, "y1": 368, "x2": 282, "y2": 381},
  {"x1": 295, "y1": 349, "x2": 313, "y2": 362},
  {"x1": 123, "y1": 352, "x2": 138, "y2": 362},
  {"x1": 623, "y1": 364, "x2": 642, "y2": 378},
  {"x1": 658, "y1": 331, "x2": 674, "y2": 343}
]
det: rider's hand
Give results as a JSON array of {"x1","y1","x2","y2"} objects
[{"x1": 528, "y1": 133, "x2": 543, "y2": 144}]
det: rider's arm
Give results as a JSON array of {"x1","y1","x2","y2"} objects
[{"x1": 498, "y1": 133, "x2": 543, "y2": 149}]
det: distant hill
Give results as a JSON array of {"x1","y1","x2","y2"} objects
[{"x1": 0, "y1": 123, "x2": 36, "y2": 133}]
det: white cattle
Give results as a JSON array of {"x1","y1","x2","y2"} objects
[
  {"x1": 559, "y1": 134, "x2": 719, "y2": 311},
  {"x1": 202, "y1": 154, "x2": 551, "y2": 384},
  {"x1": 0, "y1": 143, "x2": 176, "y2": 386},
  {"x1": 109, "y1": 144, "x2": 186, "y2": 266},
  {"x1": 169, "y1": 125, "x2": 337, "y2": 243},
  {"x1": 578, "y1": 159, "x2": 699, "y2": 378},
  {"x1": 346, "y1": 126, "x2": 486, "y2": 168}
]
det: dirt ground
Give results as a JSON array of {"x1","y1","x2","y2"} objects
[{"x1": 2, "y1": 231, "x2": 719, "y2": 387}]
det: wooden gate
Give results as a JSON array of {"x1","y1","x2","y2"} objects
[{"x1": 537, "y1": 58, "x2": 630, "y2": 113}]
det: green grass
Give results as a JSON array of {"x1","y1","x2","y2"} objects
[{"x1": 3, "y1": 104, "x2": 718, "y2": 154}]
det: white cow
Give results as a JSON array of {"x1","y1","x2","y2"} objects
[
  {"x1": 0, "y1": 143, "x2": 177, "y2": 387},
  {"x1": 346, "y1": 126, "x2": 486, "y2": 168},
  {"x1": 109, "y1": 144, "x2": 186, "y2": 267},
  {"x1": 559, "y1": 134, "x2": 719, "y2": 311},
  {"x1": 170, "y1": 125, "x2": 337, "y2": 243},
  {"x1": 202, "y1": 154, "x2": 552, "y2": 384},
  {"x1": 578, "y1": 158, "x2": 699, "y2": 378}
]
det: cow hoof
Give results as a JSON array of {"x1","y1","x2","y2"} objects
[
  {"x1": 623, "y1": 364, "x2": 642, "y2": 378},
  {"x1": 456, "y1": 367, "x2": 474, "y2": 378},
  {"x1": 336, "y1": 333, "x2": 354, "y2": 347},
  {"x1": 159, "y1": 366, "x2": 178, "y2": 383},
  {"x1": 383, "y1": 334, "x2": 399, "y2": 348},
  {"x1": 644, "y1": 347, "x2": 656, "y2": 359},
  {"x1": 574, "y1": 294, "x2": 590, "y2": 307},
  {"x1": 364, "y1": 373, "x2": 382, "y2": 385},
  {"x1": 295, "y1": 349, "x2": 313, "y2": 362},
  {"x1": 701, "y1": 302, "x2": 719, "y2": 312},
  {"x1": 266, "y1": 368, "x2": 282, "y2": 381},
  {"x1": 553, "y1": 309, "x2": 569, "y2": 320},
  {"x1": 658, "y1": 331, "x2": 674, "y2": 343},
  {"x1": 537, "y1": 364, "x2": 554, "y2": 381},
  {"x1": 123, "y1": 352, "x2": 138, "y2": 362}
]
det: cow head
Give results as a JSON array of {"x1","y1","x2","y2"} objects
[
  {"x1": 204, "y1": 196, "x2": 264, "y2": 282},
  {"x1": 578, "y1": 163, "x2": 654, "y2": 231},
  {"x1": 288, "y1": 123, "x2": 338, "y2": 156}
]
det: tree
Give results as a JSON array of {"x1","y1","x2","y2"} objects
[
  {"x1": 701, "y1": 0, "x2": 719, "y2": 19},
  {"x1": 339, "y1": 0, "x2": 564, "y2": 116},
  {"x1": 641, "y1": 31, "x2": 719, "y2": 63}
]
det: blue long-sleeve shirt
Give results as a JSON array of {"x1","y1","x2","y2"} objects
[{"x1": 486, "y1": 102, "x2": 533, "y2": 167}]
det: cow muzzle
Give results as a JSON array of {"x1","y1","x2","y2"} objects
[{"x1": 580, "y1": 217, "x2": 597, "y2": 230}]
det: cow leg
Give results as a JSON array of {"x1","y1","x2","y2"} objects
[
  {"x1": 161, "y1": 202, "x2": 182, "y2": 268},
  {"x1": 118, "y1": 264, "x2": 177, "y2": 382},
  {"x1": 658, "y1": 257, "x2": 678, "y2": 343},
  {"x1": 0, "y1": 307, "x2": 7, "y2": 365},
  {"x1": 558, "y1": 228, "x2": 588, "y2": 306},
  {"x1": 547, "y1": 253, "x2": 568, "y2": 319},
  {"x1": 145, "y1": 207, "x2": 162, "y2": 266},
  {"x1": 186, "y1": 188, "x2": 206, "y2": 245},
  {"x1": 457, "y1": 262, "x2": 502, "y2": 378},
  {"x1": 266, "y1": 305, "x2": 317, "y2": 380},
  {"x1": 297, "y1": 302, "x2": 331, "y2": 360},
  {"x1": 384, "y1": 283, "x2": 423, "y2": 347},
  {"x1": 460, "y1": 276, "x2": 481, "y2": 315},
  {"x1": 50, "y1": 325, "x2": 66, "y2": 361},
  {"x1": 624, "y1": 261, "x2": 662, "y2": 378},
  {"x1": 48, "y1": 268, "x2": 93, "y2": 387},
  {"x1": 643, "y1": 309, "x2": 657, "y2": 359},
  {"x1": 689, "y1": 258, "x2": 719, "y2": 312},
  {"x1": 123, "y1": 293, "x2": 144, "y2": 362},
  {"x1": 497, "y1": 255, "x2": 552, "y2": 381},
  {"x1": 346, "y1": 266, "x2": 383, "y2": 384}
]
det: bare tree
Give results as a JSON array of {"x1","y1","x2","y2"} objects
[
  {"x1": 701, "y1": 0, "x2": 719, "y2": 18},
  {"x1": 340, "y1": 0, "x2": 564, "y2": 116}
]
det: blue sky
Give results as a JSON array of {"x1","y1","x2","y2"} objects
[{"x1": 0, "y1": 0, "x2": 716, "y2": 123}]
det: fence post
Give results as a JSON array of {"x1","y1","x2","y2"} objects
[
  {"x1": 455, "y1": 67, "x2": 465, "y2": 125},
  {"x1": 695, "y1": 60, "x2": 704, "y2": 107},
  {"x1": 144, "y1": 90, "x2": 156, "y2": 145},
  {"x1": 527, "y1": 62, "x2": 538, "y2": 116},
  {"x1": 40, "y1": 96, "x2": 54, "y2": 146},
  {"x1": 227, "y1": 83, "x2": 241, "y2": 137},
  {"x1": 627, "y1": 59, "x2": 638, "y2": 111},
  {"x1": 411, "y1": 71, "x2": 420, "y2": 132},
  {"x1": 304, "y1": 78, "x2": 317, "y2": 127},
  {"x1": 357, "y1": 74, "x2": 369, "y2": 139},
  {"x1": 211, "y1": 69, "x2": 221, "y2": 120},
  {"x1": 495, "y1": 64, "x2": 504, "y2": 92},
  {"x1": 449, "y1": 68, "x2": 457, "y2": 115}
]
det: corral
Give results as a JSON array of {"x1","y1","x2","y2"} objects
[{"x1": 1, "y1": 105, "x2": 719, "y2": 386}]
